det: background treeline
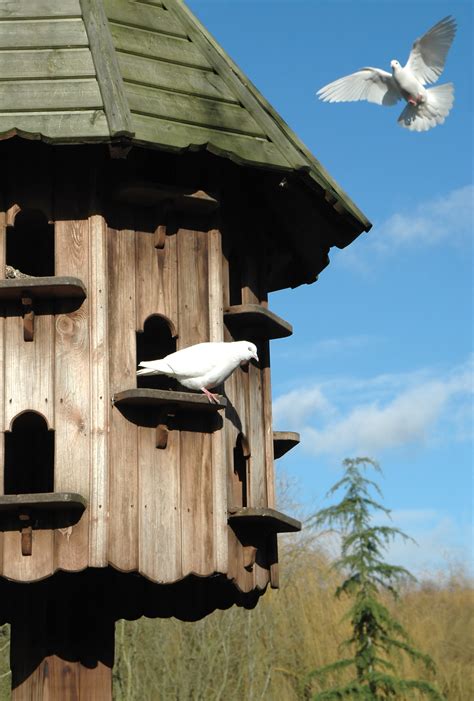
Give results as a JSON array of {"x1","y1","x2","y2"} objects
[{"x1": 0, "y1": 537, "x2": 472, "y2": 700}]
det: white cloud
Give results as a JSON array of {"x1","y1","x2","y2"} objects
[
  {"x1": 274, "y1": 356, "x2": 473, "y2": 457},
  {"x1": 379, "y1": 510, "x2": 473, "y2": 576},
  {"x1": 273, "y1": 334, "x2": 375, "y2": 361},
  {"x1": 338, "y1": 184, "x2": 473, "y2": 271},
  {"x1": 374, "y1": 184, "x2": 473, "y2": 253}
]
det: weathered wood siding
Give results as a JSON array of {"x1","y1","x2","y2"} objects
[{"x1": 0, "y1": 147, "x2": 277, "y2": 593}]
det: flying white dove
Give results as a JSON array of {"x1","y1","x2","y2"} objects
[
  {"x1": 317, "y1": 16, "x2": 456, "y2": 131},
  {"x1": 136, "y1": 341, "x2": 259, "y2": 403}
]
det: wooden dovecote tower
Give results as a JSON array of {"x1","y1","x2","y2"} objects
[{"x1": 0, "y1": 1, "x2": 371, "y2": 698}]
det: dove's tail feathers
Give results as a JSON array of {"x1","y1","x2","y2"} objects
[
  {"x1": 398, "y1": 83, "x2": 454, "y2": 131},
  {"x1": 136, "y1": 360, "x2": 173, "y2": 377}
]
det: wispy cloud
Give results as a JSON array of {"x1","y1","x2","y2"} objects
[
  {"x1": 374, "y1": 184, "x2": 473, "y2": 253},
  {"x1": 273, "y1": 334, "x2": 376, "y2": 361},
  {"x1": 339, "y1": 184, "x2": 473, "y2": 271},
  {"x1": 378, "y1": 509, "x2": 473, "y2": 576},
  {"x1": 274, "y1": 356, "x2": 473, "y2": 457}
]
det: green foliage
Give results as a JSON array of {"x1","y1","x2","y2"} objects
[{"x1": 305, "y1": 457, "x2": 446, "y2": 701}]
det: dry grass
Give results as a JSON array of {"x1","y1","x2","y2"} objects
[
  {"x1": 112, "y1": 541, "x2": 473, "y2": 700},
  {"x1": 0, "y1": 542, "x2": 472, "y2": 700}
]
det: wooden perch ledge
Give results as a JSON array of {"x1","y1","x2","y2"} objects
[
  {"x1": 0, "y1": 276, "x2": 86, "y2": 302},
  {"x1": 273, "y1": 431, "x2": 300, "y2": 459},
  {"x1": 114, "y1": 181, "x2": 219, "y2": 212},
  {"x1": 113, "y1": 388, "x2": 227, "y2": 412},
  {"x1": 224, "y1": 304, "x2": 292, "y2": 341},
  {"x1": 228, "y1": 507, "x2": 301, "y2": 535},
  {"x1": 113, "y1": 389, "x2": 226, "y2": 449},
  {"x1": 0, "y1": 493, "x2": 87, "y2": 556}
]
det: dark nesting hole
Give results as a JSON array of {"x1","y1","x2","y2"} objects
[
  {"x1": 4, "y1": 412, "x2": 54, "y2": 495},
  {"x1": 136, "y1": 314, "x2": 177, "y2": 390},
  {"x1": 232, "y1": 433, "x2": 249, "y2": 508},
  {"x1": 6, "y1": 209, "x2": 55, "y2": 278}
]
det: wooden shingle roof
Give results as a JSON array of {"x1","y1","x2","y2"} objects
[{"x1": 0, "y1": 0, "x2": 370, "y2": 232}]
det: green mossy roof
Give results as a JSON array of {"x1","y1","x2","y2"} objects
[{"x1": 0, "y1": 0, "x2": 370, "y2": 231}]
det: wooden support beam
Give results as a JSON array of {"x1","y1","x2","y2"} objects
[
  {"x1": 154, "y1": 223, "x2": 167, "y2": 249},
  {"x1": 19, "y1": 513, "x2": 32, "y2": 556},
  {"x1": 21, "y1": 295, "x2": 34, "y2": 342},
  {"x1": 243, "y1": 545, "x2": 257, "y2": 571},
  {"x1": 155, "y1": 412, "x2": 169, "y2": 449}
]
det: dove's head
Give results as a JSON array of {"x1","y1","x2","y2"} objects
[
  {"x1": 235, "y1": 341, "x2": 259, "y2": 365},
  {"x1": 390, "y1": 60, "x2": 401, "y2": 72}
]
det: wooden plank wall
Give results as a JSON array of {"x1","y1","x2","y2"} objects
[
  {"x1": 107, "y1": 209, "x2": 229, "y2": 582},
  {"x1": 0, "y1": 150, "x2": 110, "y2": 581},
  {"x1": 1, "y1": 156, "x2": 56, "y2": 581},
  {"x1": 135, "y1": 211, "x2": 181, "y2": 583},
  {"x1": 222, "y1": 217, "x2": 275, "y2": 594},
  {"x1": 0, "y1": 146, "x2": 276, "y2": 592},
  {"x1": 0, "y1": 207, "x2": 5, "y2": 575}
]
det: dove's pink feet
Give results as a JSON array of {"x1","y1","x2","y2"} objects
[
  {"x1": 408, "y1": 95, "x2": 424, "y2": 106},
  {"x1": 201, "y1": 387, "x2": 220, "y2": 404}
]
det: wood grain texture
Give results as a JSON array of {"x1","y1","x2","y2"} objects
[
  {"x1": 80, "y1": 0, "x2": 133, "y2": 137},
  {"x1": 134, "y1": 211, "x2": 183, "y2": 583},
  {"x1": 110, "y1": 23, "x2": 210, "y2": 67},
  {"x1": 54, "y1": 218, "x2": 91, "y2": 572},
  {"x1": 138, "y1": 424, "x2": 182, "y2": 582},
  {"x1": 88, "y1": 214, "x2": 109, "y2": 566},
  {"x1": 123, "y1": 82, "x2": 264, "y2": 137},
  {"x1": 107, "y1": 216, "x2": 138, "y2": 571},
  {"x1": 0, "y1": 209, "x2": 5, "y2": 573},
  {"x1": 104, "y1": 0, "x2": 185, "y2": 39},
  {"x1": 0, "y1": 112, "x2": 109, "y2": 142},
  {"x1": 116, "y1": 53, "x2": 237, "y2": 103},
  {"x1": 208, "y1": 226, "x2": 227, "y2": 573},
  {"x1": 0, "y1": 48, "x2": 96, "y2": 79},
  {"x1": 0, "y1": 0, "x2": 81, "y2": 18},
  {"x1": 177, "y1": 225, "x2": 215, "y2": 576},
  {"x1": 4, "y1": 311, "x2": 55, "y2": 431},
  {"x1": 0, "y1": 78, "x2": 102, "y2": 111},
  {"x1": 131, "y1": 113, "x2": 288, "y2": 170},
  {"x1": 0, "y1": 19, "x2": 88, "y2": 48}
]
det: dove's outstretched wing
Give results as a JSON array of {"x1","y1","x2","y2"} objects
[
  {"x1": 317, "y1": 67, "x2": 401, "y2": 106},
  {"x1": 406, "y1": 16, "x2": 457, "y2": 85}
]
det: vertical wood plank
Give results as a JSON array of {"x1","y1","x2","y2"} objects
[
  {"x1": 135, "y1": 216, "x2": 182, "y2": 583},
  {"x1": 107, "y1": 218, "x2": 139, "y2": 572},
  {"x1": 54, "y1": 218, "x2": 91, "y2": 572},
  {"x1": 241, "y1": 254, "x2": 267, "y2": 510},
  {"x1": 0, "y1": 208, "x2": 5, "y2": 574},
  {"x1": 3, "y1": 531, "x2": 55, "y2": 582},
  {"x1": 4, "y1": 314, "x2": 55, "y2": 430},
  {"x1": 2, "y1": 175, "x2": 55, "y2": 582},
  {"x1": 177, "y1": 226, "x2": 215, "y2": 576},
  {"x1": 88, "y1": 214, "x2": 109, "y2": 566},
  {"x1": 138, "y1": 425, "x2": 182, "y2": 582},
  {"x1": 208, "y1": 226, "x2": 227, "y2": 573}
]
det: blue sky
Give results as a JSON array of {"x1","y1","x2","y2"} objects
[{"x1": 187, "y1": 1, "x2": 473, "y2": 575}]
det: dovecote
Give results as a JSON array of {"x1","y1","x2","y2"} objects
[{"x1": 0, "y1": 1, "x2": 370, "y2": 698}]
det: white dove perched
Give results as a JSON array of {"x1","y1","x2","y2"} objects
[
  {"x1": 317, "y1": 16, "x2": 456, "y2": 131},
  {"x1": 136, "y1": 341, "x2": 259, "y2": 403}
]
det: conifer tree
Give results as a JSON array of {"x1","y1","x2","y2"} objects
[{"x1": 304, "y1": 457, "x2": 445, "y2": 701}]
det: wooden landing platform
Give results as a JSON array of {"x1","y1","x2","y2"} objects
[
  {"x1": 113, "y1": 388, "x2": 227, "y2": 412},
  {"x1": 224, "y1": 304, "x2": 292, "y2": 340}
]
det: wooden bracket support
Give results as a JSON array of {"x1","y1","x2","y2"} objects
[
  {"x1": 21, "y1": 296, "x2": 34, "y2": 342},
  {"x1": 243, "y1": 545, "x2": 258, "y2": 571},
  {"x1": 154, "y1": 223, "x2": 167, "y2": 249},
  {"x1": 19, "y1": 512, "x2": 32, "y2": 556},
  {"x1": 155, "y1": 412, "x2": 170, "y2": 449}
]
